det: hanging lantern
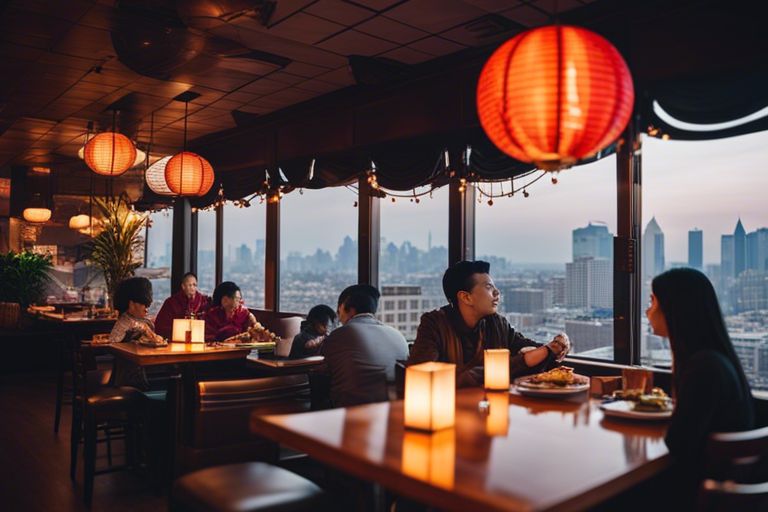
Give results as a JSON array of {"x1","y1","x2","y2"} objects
[
  {"x1": 79, "y1": 145, "x2": 145, "y2": 169},
  {"x1": 145, "y1": 156, "x2": 174, "y2": 196},
  {"x1": 23, "y1": 193, "x2": 51, "y2": 223},
  {"x1": 68, "y1": 214, "x2": 91, "y2": 230},
  {"x1": 83, "y1": 132, "x2": 137, "y2": 176},
  {"x1": 477, "y1": 25, "x2": 634, "y2": 171},
  {"x1": 165, "y1": 152, "x2": 215, "y2": 197}
]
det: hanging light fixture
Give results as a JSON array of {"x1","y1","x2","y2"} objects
[
  {"x1": 143, "y1": 113, "x2": 174, "y2": 195},
  {"x1": 83, "y1": 111, "x2": 138, "y2": 176},
  {"x1": 165, "y1": 99, "x2": 215, "y2": 197},
  {"x1": 78, "y1": 145, "x2": 145, "y2": 169},
  {"x1": 68, "y1": 214, "x2": 91, "y2": 230},
  {"x1": 476, "y1": 25, "x2": 634, "y2": 171},
  {"x1": 23, "y1": 193, "x2": 51, "y2": 224}
]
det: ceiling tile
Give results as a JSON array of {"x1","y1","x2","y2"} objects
[
  {"x1": 384, "y1": 0, "x2": 487, "y2": 33},
  {"x1": 460, "y1": 0, "x2": 524, "y2": 12},
  {"x1": 268, "y1": 0, "x2": 317, "y2": 25},
  {"x1": 440, "y1": 14, "x2": 523, "y2": 46},
  {"x1": 356, "y1": 15, "x2": 429, "y2": 44},
  {"x1": 294, "y1": 79, "x2": 344, "y2": 94},
  {"x1": 304, "y1": 0, "x2": 376, "y2": 25},
  {"x1": 344, "y1": 0, "x2": 402, "y2": 11},
  {"x1": 314, "y1": 66, "x2": 356, "y2": 86},
  {"x1": 317, "y1": 30, "x2": 398, "y2": 57},
  {"x1": 380, "y1": 46, "x2": 433, "y2": 64},
  {"x1": 266, "y1": 12, "x2": 346, "y2": 44},
  {"x1": 501, "y1": 4, "x2": 551, "y2": 27},
  {"x1": 528, "y1": 0, "x2": 585, "y2": 14},
  {"x1": 282, "y1": 61, "x2": 334, "y2": 78},
  {"x1": 407, "y1": 36, "x2": 466, "y2": 56}
]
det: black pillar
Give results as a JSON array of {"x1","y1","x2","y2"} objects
[
  {"x1": 448, "y1": 180, "x2": 475, "y2": 265},
  {"x1": 265, "y1": 199, "x2": 280, "y2": 311},
  {"x1": 171, "y1": 198, "x2": 193, "y2": 292},
  {"x1": 358, "y1": 176, "x2": 380, "y2": 288},
  {"x1": 215, "y1": 203, "x2": 223, "y2": 286}
]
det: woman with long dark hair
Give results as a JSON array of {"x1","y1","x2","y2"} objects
[{"x1": 647, "y1": 268, "x2": 754, "y2": 479}]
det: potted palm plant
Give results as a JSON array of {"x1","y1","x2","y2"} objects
[
  {"x1": 88, "y1": 194, "x2": 148, "y2": 310},
  {"x1": 0, "y1": 250, "x2": 53, "y2": 328}
]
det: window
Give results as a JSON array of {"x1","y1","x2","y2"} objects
[
  {"x1": 410, "y1": 312, "x2": 419, "y2": 322},
  {"x1": 380, "y1": 186, "x2": 448, "y2": 340},
  {"x1": 476, "y1": 156, "x2": 617, "y2": 359},
  {"x1": 196, "y1": 209, "x2": 216, "y2": 296},
  {"x1": 384, "y1": 300, "x2": 394, "y2": 311},
  {"x1": 640, "y1": 132, "x2": 768, "y2": 390},
  {"x1": 223, "y1": 202, "x2": 265, "y2": 310},
  {"x1": 398, "y1": 313, "x2": 407, "y2": 322},
  {"x1": 280, "y1": 187, "x2": 357, "y2": 314},
  {"x1": 145, "y1": 210, "x2": 173, "y2": 316},
  {"x1": 385, "y1": 314, "x2": 395, "y2": 323}
]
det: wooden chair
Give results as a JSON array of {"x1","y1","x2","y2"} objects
[{"x1": 699, "y1": 426, "x2": 768, "y2": 511}]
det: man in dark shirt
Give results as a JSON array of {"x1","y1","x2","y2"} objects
[
  {"x1": 408, "y1": 260, "x2": 570, "y2": 387},
  {"x1": 321, "y1": 284, "x2": 409, "y2": 407}
]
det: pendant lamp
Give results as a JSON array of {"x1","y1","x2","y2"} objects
[
  {"x1": 165, "y1": 100, "x2": 215, "y2": 197},
  {"x1": 23, "y1": 193, "x2": 51, "y2": 224},
  {"x1": 83, "y1": 111, "x2": 138, "y2": 176},
  {"x1": 477, "y1": 25, "x2": 634, "y2": 171}
]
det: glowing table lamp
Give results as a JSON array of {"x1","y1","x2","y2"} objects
[
  {"x1": 172, "y1": 318, "x2": 205, "y2": 344},
  {"x1": 404, "y1": 362, "x2": 455, "y2": 431},
  {"x1": 484, "y1": 349, "x2": 510, "y2": 390}
]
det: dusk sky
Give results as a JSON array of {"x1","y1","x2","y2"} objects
[{"x1": 147, "y1": 130, "x2": 767, "y2": 267}]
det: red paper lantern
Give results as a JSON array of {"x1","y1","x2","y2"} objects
[
  {"x1": 165, "y1": 152, "x2": 215, "y2": 197},
  {"x1": 83, "y1": 132, "x2": 137, "y2": 176},
  {"x1": 477, "y1": 25, "x2": 634, "y2": 171}
]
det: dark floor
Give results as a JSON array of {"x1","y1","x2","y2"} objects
[{"x1": 0, "y1": 371, "x2": 167, "y2": 512}]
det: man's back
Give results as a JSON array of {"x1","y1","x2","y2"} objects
[{"x1": 322, "y1": 314, "x2": 409, "y2": 407}]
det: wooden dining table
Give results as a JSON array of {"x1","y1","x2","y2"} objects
[{"x1": 251, "y1": 388, "x2": 670, "y2": 512}]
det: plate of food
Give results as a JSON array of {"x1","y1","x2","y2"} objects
[
  {"x1": 514, "y1": 366, "x2": 590, "y2": 397},
  {"x1": 222, "y1": 322, "x2": 280, "y2": 345},
  {"x1": 600, "y1": 388, "x2": 673, "y2": 420}
]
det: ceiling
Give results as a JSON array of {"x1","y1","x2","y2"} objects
[{"x1": 0, "y1": 0, "x2": 594, "y2": 174}]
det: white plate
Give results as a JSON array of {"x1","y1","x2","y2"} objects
[
  {"x1": 513, "y1": 375, "x2": 590, "y2": 397},
  {"x1": 600, "y1": 400, "x2": 673, "y2": 420}
]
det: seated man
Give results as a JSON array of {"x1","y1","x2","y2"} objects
[
  {"x1": 203, "y1": 281, "x2": 257, "y2": 341},
  {"x1": 408, "y1": 260, "x2": 570, "y2": 387},
  {"x1": 154, "y1": 271, "x2": 210, "y2": 339},
  {"x1": 321, "y1": 284, "x2": 409, "y2": 407}
]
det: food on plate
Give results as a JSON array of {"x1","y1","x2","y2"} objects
[
  {"x1": 223, "y1": 321, "x2": 280, "y2": 344},
  {"x1": 633, "y1": 388, "x2": 672, "y2": 412},
  {"x1": 519, "y1": 366, "x2": 588, "y2": 388}
]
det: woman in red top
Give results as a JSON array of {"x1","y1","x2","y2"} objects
[
  {"x1": 203, "y1": 281, "x2": 257, "y2": 341},
  {"x1": 154, "y1": 272, "x2": 211, "y2": 339}
]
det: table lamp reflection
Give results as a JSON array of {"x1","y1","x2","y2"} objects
[
  {"x1": 404, "y1": 362, "x2": 455, "y2": 431},
  {"x1": 172, "y1": 318, "x2": 205, "y2": 344}
]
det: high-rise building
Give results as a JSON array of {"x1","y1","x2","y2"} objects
[
  {"x1": 500, "y1": 288, "x2": 547, "y2": 314},
  {"x1": 572, "y1": 222, "x2": 613, "y2": 262},
  {"x1": 746, "y1": 228, "x2": 768, "y2": 272},
  {"x1": 377, "y1": 285, "x2": 442, "y2": 339},
  {"x1": 721, "y1": 234, "x2": 735, "y2": 279},
  {"x1": 734, "y1": 218, "x2": 747, "y2": 277},
  {"x1": 565, "y1": 319, "x2": 613, "y2": 354},
  {"x1": 688, "y1": 229, "x2": 703, "y2": 270},
  {"x1": 547, "y1": 276, "x2": 566, "y2": 306},
  {"x1": 566, "y1": 257, "x2": 612, "y2": 309},
  {"x1": 642, "y1": 217, "x2": 665, "y2": 280},
  {"x1": 733, "y1": 270, "x2": 768, "y2": 312}
]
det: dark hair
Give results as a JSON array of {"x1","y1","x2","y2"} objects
[
  {"x1": 307, "y1": 304, "x2": 336, "y2": 326},
  {"x1": 338, "y1": 284, "x2": 380, "y2": 315},
  {"x1": 182, "y1": 272, "x2": 197, "y2": 281},
  {"x1": 114, "y1": 277, "x2": 153, "y2": 314},
  {"x1": 651, "y1": 268, "x2": 750, "y2": 395},
  {"x1": 442, "y1": 260, "x2": 491, "y2": 306},
  {"x1": 212, "y1": 281, "x2": 241, "y2": 307}
]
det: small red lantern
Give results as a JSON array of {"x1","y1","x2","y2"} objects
[
  {"x1": 165, "y1": 152, "x2": 215, "y2": 197},
  {"x1": 83, "y1": 132, "x2": 137, "y2": 176},
  {"x1": 477, "y1": 25, "x2": 634, "y2": 171}
]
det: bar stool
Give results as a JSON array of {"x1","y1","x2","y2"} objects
[
  {"x1": 70, "y1": 344, "x2": 147, "y2": 506},
  {"x1": 171, "y1": 462, "x2": 325, "y2": 512}
]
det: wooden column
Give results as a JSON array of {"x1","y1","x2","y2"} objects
[
  {"x1": 614, "y1": 119, "x2": 643, "y2": 365},
  {"x1": 215, "y1": 203, "x2": 223, "y2": 286},
  {"x1": 171, "y1": 198, "x2": 193, "y2": 292},
  {"x1": 358, "y1": 176, "x2": 380, "y2": 288},
  {"x1": 265, "y1": 199, "x2": 280, "y2": 311},
  {"x1": 448, "y1": 180, "x2": 475, "y2": 265},
  {"x1": 189, "y1": 209, "x2": 198, "y2": 276}
]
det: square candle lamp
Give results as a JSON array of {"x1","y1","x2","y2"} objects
[
  {"x1": 404, "y1": 362, "x2": 456, "y2": 431},
  {"x1": 484, "y1": 349, "x2": 510, "y2": 390},
  {"x1": 172, "y1": 318, "x2": 205, "y2": 344}
]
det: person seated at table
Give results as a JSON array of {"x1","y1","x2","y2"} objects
[
  {"x1": 153, "y1": 272, "x2": 210, "y2": 339},
  {"x1": 647, "y1": 268, "x2": 754, "y2": 501},
  {"x1": 408, "y1": 260, "x2": 570, "y2": 387},
  {"x1": 203, "y1": 281, "x2": 257, "y2": 341},
  {"x1": 289, "y1": 304, "x2": 336, "y2": 359},
  {"x1": 109, "y1": 277, "x2": 163, "y2": 389},
  {"x1": 321, "y1": 284, "x2": 409, "y2": 407}
]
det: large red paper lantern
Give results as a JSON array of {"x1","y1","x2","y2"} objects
[
  {"x1": 165, "y1": 152, "x2": 215, "y2": 196},
  {"x1": 83, "y1": 132, "x2": 137, "y2": 176},
  {"x1": 477, "y1": 25, "x2": 634, "y2": 171}
]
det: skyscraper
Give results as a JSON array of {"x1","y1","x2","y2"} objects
[
  {"x1": 642, "y1": 217, "x2": 665, "y2": 280},
  {"x1": 572, "y1": 222, "x2": 613, "y2": 262},
  {"x1": 721, "y1": 234, "x2": 735, "y2": 279},
  {"x1": 688, "y1": 229, "x2": 703, "y2": 270},
  {"x1": 746, "y1": 228, "x2": 768, "y2": 272},
  {"x1": 566, "y1": 257, "x2": 612, "y2": 309},
  {"x1": 734, "y1": 218, "x2": 746, "y2": 277}
]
